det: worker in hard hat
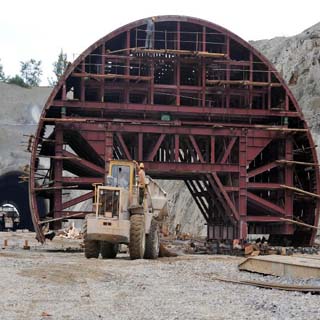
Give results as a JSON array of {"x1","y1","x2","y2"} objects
[
  {"x1": 134, "y1": 161, "x2": 146, "y2": 205},
  {"x1": 145, "y1": 17, "x2": 156, "y2": 49}
]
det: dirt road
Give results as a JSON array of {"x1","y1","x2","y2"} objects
[{"x1": 0, "y1": 232, "x2": 319, "y2": 320}]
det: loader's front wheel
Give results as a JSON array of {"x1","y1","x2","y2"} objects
[
  {"x1": 129, "y1": 215, "x2": 145, "y2": 259},
  {"x1": 83, "y1": 219, "x2": 100, "y2": 259},
  {"x1": 144, "y1": 218, "x2": 160, "y2": 259},
  {"x1": 100, "y1": 241, "x2": 118, "y2": 259}
]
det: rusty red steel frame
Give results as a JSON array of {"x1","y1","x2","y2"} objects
[{"x1": 29, "y1": 16, "x2": 320, "y2": 245}]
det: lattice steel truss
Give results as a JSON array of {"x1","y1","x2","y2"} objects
[{"x1": 29, "y1": 16, "x2": 320, "y2": 245}]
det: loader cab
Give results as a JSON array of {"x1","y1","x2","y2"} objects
[
  {"x1": 108, "y1": 160, "x2": 136, "y2": 192},
  {"x1": 94, "y1": 160, "x2": 139, "y2": 218}
]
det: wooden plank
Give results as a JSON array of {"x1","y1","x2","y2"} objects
[
  {"x1": 277, "y1": 159, "x2": 320, "y2": 167},
  {"x1": 131, "y1": 48, "x2": 227, "y2": 58},
  {"x1": 239, "y1": 255, "x2": 320, "y2": 279},
  {"x1": 280, "y1": 184, "x2": 320, "y2": 199},
  {"x1": 280, "y1": 217, "x2": 320, "y2": 230},
  {"x1": 206, "y1": 79, "x2": 282, "y2": 87},
  {"x1": 72, "y1": 72, "x2": 153, "y2": 81}
]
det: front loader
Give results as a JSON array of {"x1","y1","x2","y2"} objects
[{"x1": 83, "y1": 160, "x2": 168, "y2": 260}]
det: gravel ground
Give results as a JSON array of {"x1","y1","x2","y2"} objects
[{"x1": 0, "y1": 233, "x2": 320, "y2": 320}]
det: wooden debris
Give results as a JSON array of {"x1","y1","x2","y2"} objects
[
  {"x1": 280, "y1": 217, "x2": 320, "y2": 230},
  {"x1": 244, "y1": 244, "x2": 253, "y2": 256},
  {"x1": 41, "y1": 311, "x2": 52, "y2": 317},
  {"x1": 211, "y1": 276, "x2": 320, "y2": 293},
  {"x1": 57, "y1": 222, "x2": 82, "y2": 239},
  {"x1": 23, "y1": 240, "x2": 30, "y2": 250},
  {"x1": 159, "y1": 243, "x2": 178, "y2": 257},
  {"x1": 251, "y1": 251, "x2": 260, "y2": 256}
]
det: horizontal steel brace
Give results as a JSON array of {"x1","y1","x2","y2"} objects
[
  {"x1": 51, "y1": 100, "x2": 299, "y2": 118},
  {"x1": 246, "y1": 216, "x2": 287, "y2": 222},
  {"x1": 60, "y1": 177, "x2": 104, "y2": 185},
  {"x1": 57, "y1": 122, "x2": 282, "y2": 139},
  {"x1": 145, "y1": 162, "x2": 239, "y2": 174},
  {"x1": 247, "y1": 183, "x2": 282, "y2": 190},
  {"x1": 53, "y1": 211, "x2": 93, "y2": 219}
]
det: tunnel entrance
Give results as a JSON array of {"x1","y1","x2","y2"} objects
[{"x1": 0, "y1": 171, "x2": 45, "y2": 231}]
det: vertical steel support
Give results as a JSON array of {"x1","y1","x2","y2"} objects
[
  {"x1": 211, "y1": 136, "x2": 215, "y2": 163},
  {"x1": 53, "y1": 126, "x2": 63, "y2": 227},
  {"x1": 176, "y1": 22, "x2": 181, "y2": 106},
  {"x1": 249, "y1": 51, "x2": 253, "y2": 109},
  {"x1": 175, "y1": 135, "x2": 179, "y2": 162},
  {"x1": 267, "y1": 70, "x2": 271, "y2": 109},
  {"x1": 225, "y1": 35, "x2": 230, "y2": 109},
  {"x1": 201, "y1": 67, "x2": 206, "y2": 105},
  {"x1": 105, "y1": 130, "x2": 113, "y2": 177},
  {"x1": 285, "y1": 93, "x2": 289, "y2": 111},
  {"x1": 81, "y1": 61, "x2": 85, "y2": 102},
  {"x1": 150, "y1": 64, "x2": 154, "y2": 105},
  {"x1": 202, "y1": 27, "x2": 206, "y2": 107},
  {"x1": 100, "y1": 42, "x2": 106, "y2": 102},
  {"x1": 226, "y1": 33, "x2": 230, "y2": 58},
  {"x1": 125, "y1": 30, "x2": 130, "y2": 104},
  {"x1": 239, "y1": 133, "x2": 247, "y2": 239},
  {"x1": 284, "y1": 137, "x2": 294, "y2": 233},
  {"x1": 138, "y1": 133, "x2": 143, "y2": 161},
  {"x1": 62, "y1": 84, "x2": 66, "y2": 101}
]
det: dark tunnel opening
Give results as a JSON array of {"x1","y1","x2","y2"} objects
[{"x1": 0, "y1": 171, "x2": 45, "y2": 231}]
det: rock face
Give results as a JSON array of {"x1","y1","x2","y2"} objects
[
  {"x1": 1, "y1": 22, "x2": 320, "y2": 235},
  {"x1": 0, "y1": 82, "x2": 51, "y2": 174},
  {"x1": 251, "y1": 22, "x2": 320, "y2": 150},
  {"x1": 157, "y1": 180, "x2": 206, "y2": 236}
]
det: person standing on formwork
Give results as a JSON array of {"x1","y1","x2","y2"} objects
[{"x1": 145, "y1": 17, "x2": 156, "y2": 49}]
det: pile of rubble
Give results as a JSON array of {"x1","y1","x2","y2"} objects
[
  {"x1": 56, "y1": 223, "x2": 82, "y2": 240},
  {"x1": 162, "y1": 234, "x2": 320, "y2": 257}
]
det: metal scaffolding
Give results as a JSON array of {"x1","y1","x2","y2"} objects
[{"x1": 29, "y1": 16, "x2": 320, "y2": 245}]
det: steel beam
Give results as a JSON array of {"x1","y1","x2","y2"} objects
[{"x1": 51, "y1": 100, "x2": 299, "y2": 118}]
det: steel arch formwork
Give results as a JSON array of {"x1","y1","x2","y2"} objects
[{"x1": 29, "y1": 16, "x2": 320, "y2": 245}]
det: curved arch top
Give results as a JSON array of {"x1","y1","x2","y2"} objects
[{"x1": 30, "y1": 16, "x2": 320, "y2": 245}]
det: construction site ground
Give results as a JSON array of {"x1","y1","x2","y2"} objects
[{"x1": 0, "y1": 232, "x2": 320, "y2": 320}]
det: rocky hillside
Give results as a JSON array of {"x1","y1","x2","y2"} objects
[
  {"x1": 0, "y1": 83, "x2": 51, "y2": 174},
  {"x1": 251, "y1": 22, "x2": 320, "y2": 147},
  {"x1": 1, "y1": 22, "x2": 320, "y2": 236}
]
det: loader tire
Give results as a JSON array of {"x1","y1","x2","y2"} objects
[
  {"x1": 83, "y1": 219, "x2": 100, "y2": 259},
  {"x1": 129, "y1": 214, "x2": 145, "y2": 259},
  {"x1": 100, "y1": 242, "x2": 118, "y2": 259},
  {"x1": 144, "y1": 218, "x2": 160, "y2": 259}
]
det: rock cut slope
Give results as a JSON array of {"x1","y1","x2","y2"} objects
[
  {"x1": 251, "y1": 22, "x2": 320, "y2": 148},
  {"x1": 0, "y1": 82, "x2": 51, "y2": 174}
]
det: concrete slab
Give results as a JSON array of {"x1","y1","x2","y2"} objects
[{"x1": 239, "y1": 254, "x2": 320, "y2": 279}]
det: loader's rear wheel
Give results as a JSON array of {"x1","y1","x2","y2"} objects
[
  {"x1": 100, "y1": 242, "x2": 118, "y2": 259},
  {"x1": 129, "y1": 214, "x2": 145, "y2": 259},
  {"x1": 144, "y1": 218, "x2": 160, "y2": 259},
  {"x1": 83, "y1": 219, "x2": 100, "y2": 259}
]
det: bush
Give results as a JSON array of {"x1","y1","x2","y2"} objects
[{"x1": 6, "y1": 75, "x2": 30, "y2": 88}]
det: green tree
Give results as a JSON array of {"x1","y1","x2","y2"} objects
[
  {"x1": 7, "y1": 75, "x2": 29, "y2": 88},
  {"x1": 49, "y1": 49, "x2": 68, "y2": 86},
  {"x1": 0, "y1": 59, "x2": 6, "y2": 81},
  {"x1": 20, "y1": 59, "x2": 42, "y2": 87}
]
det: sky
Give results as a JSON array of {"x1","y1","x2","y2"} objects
[{"x1": 1, "y1": 0, "x2": 319, "y2": 85}]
